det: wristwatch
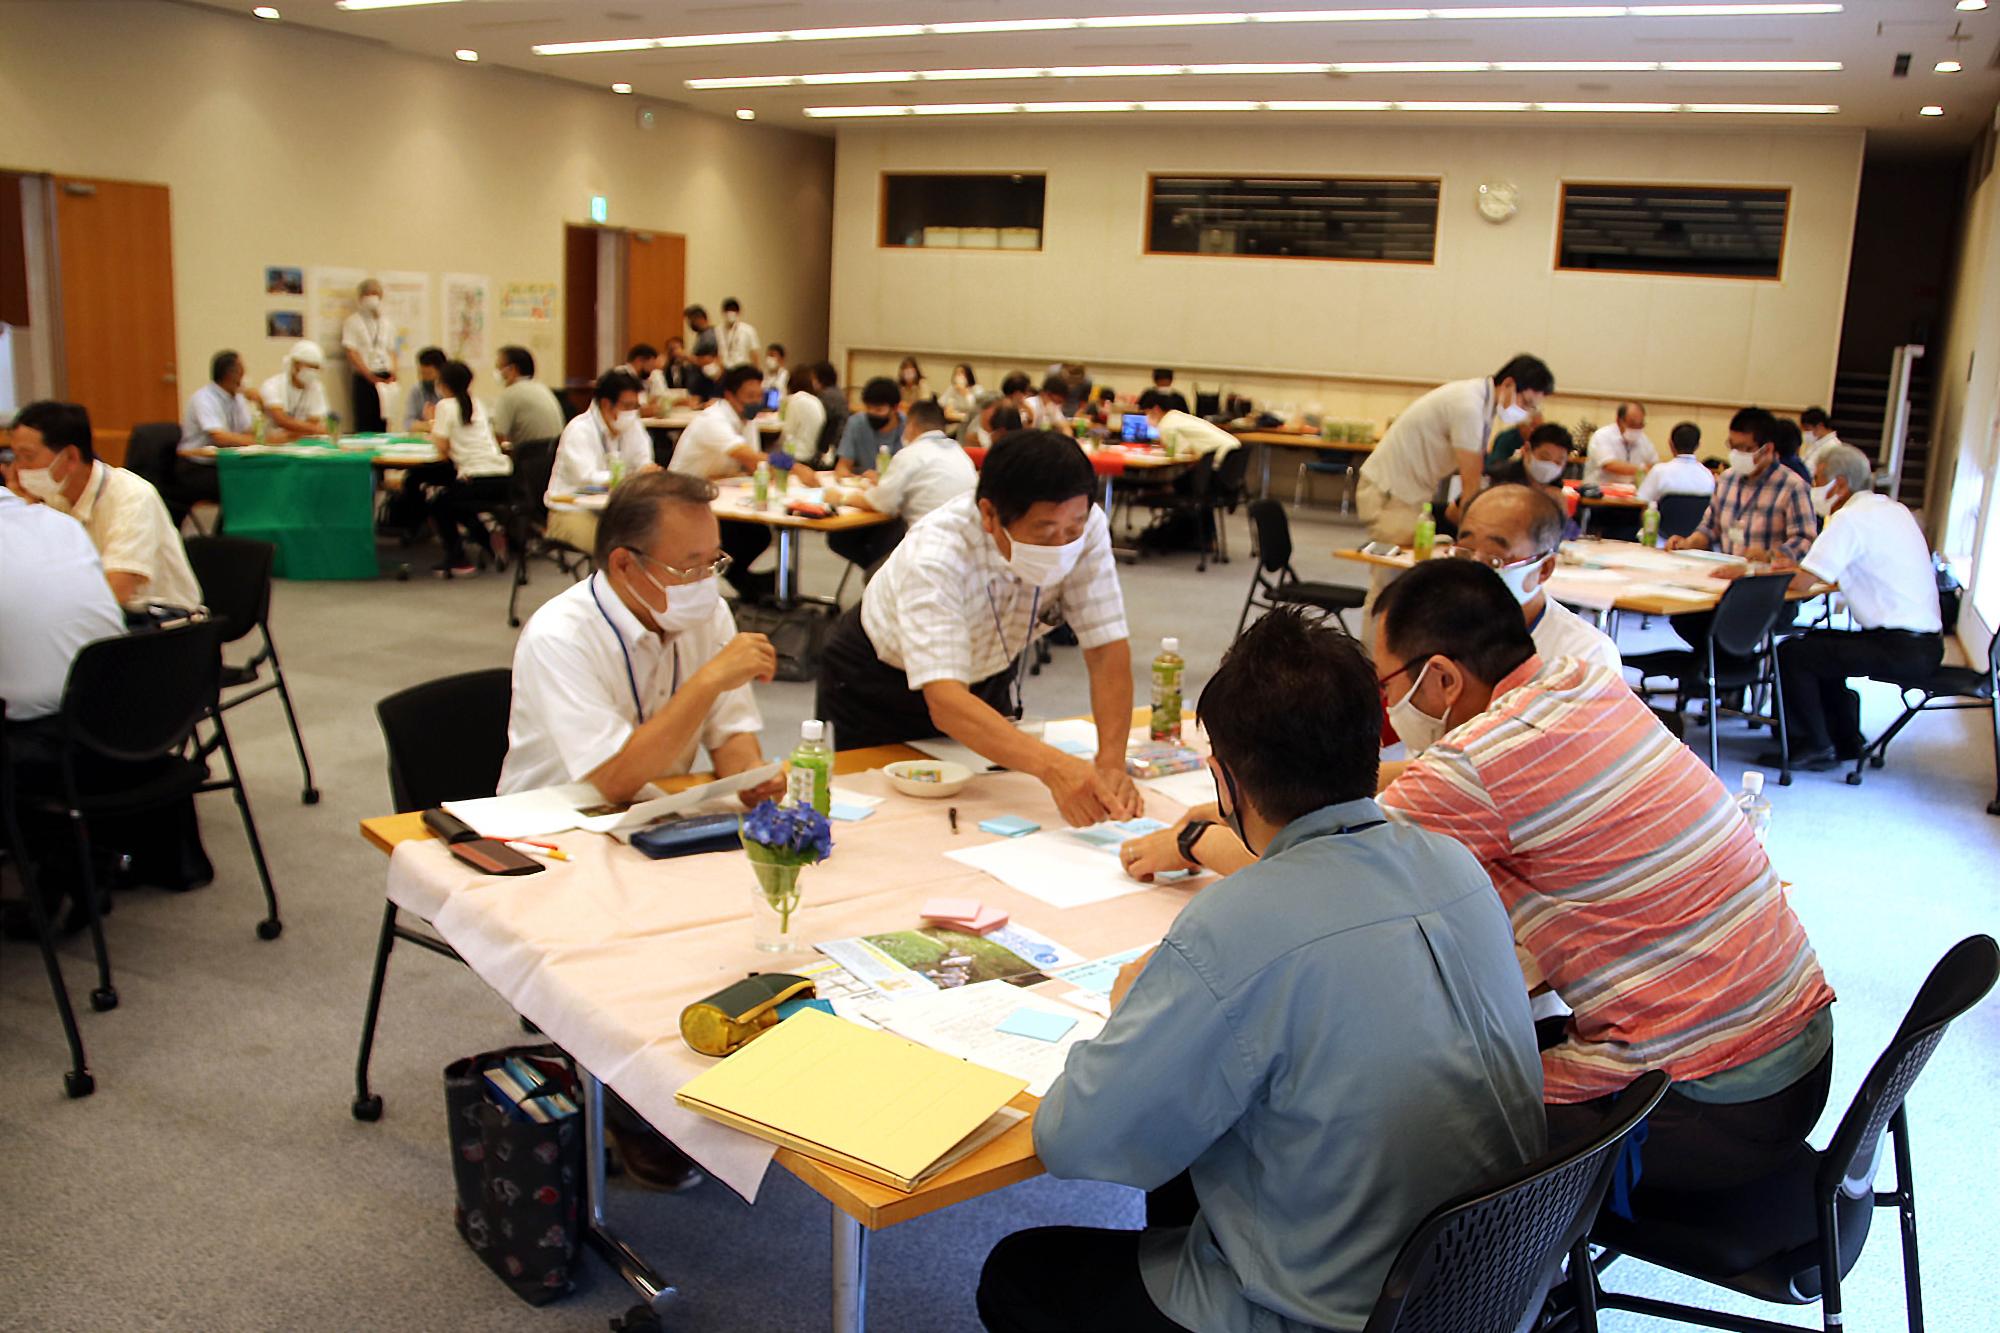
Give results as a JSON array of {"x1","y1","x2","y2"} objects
[{"x1": 1177, "y1": 819, "x2": 1217, "y2": 868}]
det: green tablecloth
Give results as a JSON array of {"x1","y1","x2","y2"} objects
[{"x1": 213, "y1": 436, "x2": 430, "y2": 580}]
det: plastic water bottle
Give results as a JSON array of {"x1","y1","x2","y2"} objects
[
  {"x1": 327, "y1": 411, "x2": 342, "y2": 446},
  {"x1": 252, "y1": 403, "x2": 267, "y2": 446},
  {"x1": 1640, "y1": 502, "x2": 1661, "y2": 548},
  {"x1": 875, "y1": 443, "x2": 892, "y2": 476},
  {"x1": 1736, "y1": 771, "x2": 1772, "y2": 843},
  {"x1": 1412, "y1": 502, "x2": 1437, "y2": 561},
  {"x1": 1150, "y1": 637, "x2": 1185, "y2": 742},
  {"x1": 753, "y1": 459, "x2": 770, "y2": 510},
  {"x1": 609, "y1": 455, "x2": 626, "y2": 491},
  {"x1": 787, "y1": 720, "x2": 832, "y2": 815}
]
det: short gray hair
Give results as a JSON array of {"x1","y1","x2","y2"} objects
[
  {"x1": 1820, "y1": 442, "x2": 1872, "y2": 496},
  {"x1": 594, "y1": 470, "x2": 718, "y2": 565},
  {"x1": 1464, "y1": 482, "x2": 1566, "y2": 555}
]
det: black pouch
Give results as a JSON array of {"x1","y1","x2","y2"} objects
[
  {"x1": 442, "y1": 1044, "x2": 585, "y2": 1305},
  {"x1": 732, "y1": 601, "x2": 837, "y2": 681}
]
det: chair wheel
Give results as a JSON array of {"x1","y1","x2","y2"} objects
[
  {"x1": 352, "y1": 1094, "x2": 384, "y2": 1121},
  {"x1": 257, "y1": 918, "x2": 283, "y2": 941},
  {"x1": 1845, "y1": 772, "x2": 1862, "y2": 786},
  {"x1": 1777, "y1": 771, "x2": 1792, "y2": 787},
  {"x1": 65, "y1": 1070, "x2": 96, "y2": 1099},
  {"x1": 90, "y1": 987, "x2": 118, "y2": 1012},
  {"x1": 1869, "y1": 755, "x2": 1885, "y2": 769},
  {"x1": 396, "y1": 566, "x2": 410, "y2": 582},
  {"x1": 302, "y1": 787, "x2": 321, "y2": 805},
  {"x1": 509, "y1": 616, "x2": 521, "y2": 628},
  {"x1": 1987, "y1": 799, "x2": 2000, "y2": 817}
]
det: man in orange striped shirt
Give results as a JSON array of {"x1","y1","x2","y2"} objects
[{"x1": 1373, "y1": 559, "x2": 1835, "y2": 1191}]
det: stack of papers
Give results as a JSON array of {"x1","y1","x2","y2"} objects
[
  {"x1": 858, "y1": 980, "x2": 1106, "y2": 1097},
  {"x1": 441, "y1": 765, "x2": 780, "y2": 840}
]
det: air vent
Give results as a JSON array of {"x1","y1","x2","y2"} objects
[{"x1": 1893, "y1": 52, "x2": 1912, "y2": 77}]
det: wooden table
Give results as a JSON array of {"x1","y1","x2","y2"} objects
[
  {"x1": 643, "y1": 410, "x2": 783, "y2": 437},
  {"x1": 709, "y1": 475, "x2": 892, "y2": 606},
  {"x1": 1231, "y1": 428, "x2": 1378, "y2": 502},
  {"x1": 359, "y1": 718, "x2": 1172, "y2": 1330}
]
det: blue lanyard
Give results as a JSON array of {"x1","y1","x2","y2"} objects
[{"x1": 589, "y1": 574, "x2": 682, "y2": 725}]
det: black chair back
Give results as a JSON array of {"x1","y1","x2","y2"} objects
[
  {"x1": 1213, "y1": 442, "x2": 1252, "y2": 502},
  {"x1": 375, "y1": 669, "x2": 515, "y2": 813},
  {"x1": 1817, "y1": 935, "x2": 1997, "y2": 1203},
  {"x1": 1365, "y1": 1070, "x2": 1671, "y2": 1333},
  {"x1": 59, "y1": 620, "x2": 221, "y2": 763},
  {"x1": 1709, "y1": 573, "x2": 1793, "y2": 658},
  {"x1": 1248, "y1": 499, "x2": 1294, "y2": 573},
  {"x1": 123, "y1": 422, "x2": 183, "y2": 491},
  {"x1": 184, "y1": 535, "x2": 274, "y2": 648},
  {"x1": 1656, "y1": 493, "x2": 1709, "y2": 541},
  {"x1": 1182, "y1": 451, "x2": 1217, "y2": 500},
  {"x1": 508, "y1": 437, "x2": 560, "y2": 524}
]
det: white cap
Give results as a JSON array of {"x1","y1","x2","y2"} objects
[
  {"x1": 286, "y1": 339, "x2": 324, "y2": 368},
  {"x1": 1741, "y1": 770, "x2": 1766, "y2": 796},
  {"x1": 1162, "y1": 637, "x2": 1179, "y2": 653},
  {"x1": 801, "y1": 720, "x2": 823, "y2": 741}
]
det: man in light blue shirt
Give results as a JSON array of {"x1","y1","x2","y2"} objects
[{"x1": 978, "y1": 609, "x2": 1545, "y2": 1333}]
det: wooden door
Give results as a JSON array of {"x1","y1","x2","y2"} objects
[
  {"x1": 623, "y1": 228, "x2": 685, "y2": 355},
  {"x1": 54, "y1": 176, "x2": 178, "y2": 430},
  {"x1": 563, "y1": 223, "x2": 598, "y2": 388}
]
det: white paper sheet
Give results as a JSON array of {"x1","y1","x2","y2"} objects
[
  {"x1": 860, "y1": 980, "x2": 1105, "y2": 1097},
  {"x1": 1138, "y1": 768, "x2": 1218, "y2": 809},
  {"x1": 441, "y1": 764, "x2": 780, "y2": 840},
  {"x1": 946, "y1": 830, "x2": 1160, "y2": 909},
  {"x1": 907, "y1": 737, "x2": 1005, "y2": 772}
]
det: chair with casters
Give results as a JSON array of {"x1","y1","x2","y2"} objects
[
  {"x1": 184, "y1": 535, "x2": 319, "y2": 804},
  {"x1": 12, "y1": 619, "x2": 284, "y2": 1018},
  {"x1": 1656, "y1": 494, "x2": 1712, "y2": 543},
  {"x1": 352, "y1": 667, "x2": 514, "y2": 1122},
  {"x1": 499, "y1": 436, "x2": 592, "y2": 628},
  {"x1": 1626, "y1": 572, "x2": 1796, "y2": 783},
  {"x1": 1, "y1": 703, "x2": 95, "y2": 1099},
  {"x1": 1362, "y1": 1069, "x2": 1670, "y2": 1333},
  {"x1": 1236, "y1": 500, "x2": 1366, "y2": 639},
  {"x1": 1589, "y1": 935, "x2": 2000, "y2": 1333},
  {"x1": 1844, "y1": 634, "x2": 1999, "y2": 816}
]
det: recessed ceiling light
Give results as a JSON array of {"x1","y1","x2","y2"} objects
[
  {"x1": 1955, "y1": 0, "x2": 1986, "y2": 12},
  {"x1": 1935, "y1": 61, "x2": 1963, "y2": 74},
  {"x1": 1920, "y1": 104, "x2": 1946, "y2": 115},
  {"x1": 336, "y1": 0, "x2": 465, "y2": 9},
  {"x1": 735, "y1": 107, "x2": 756, "y2": 120},
  {"x1": 454, "y1": 48, "x2": 478, "y2": 62},
  {"x1": 610, "y1": 82, "x2": 633, "y2": 94},
  {"x1": 252, "y1": 6, "x2": 281, "y2": 18}
]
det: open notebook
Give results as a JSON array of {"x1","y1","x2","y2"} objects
[{"x1": 675, "y1": 1008, "x2": 1028, "y2": 1193}]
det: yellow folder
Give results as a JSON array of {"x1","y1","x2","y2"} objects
[{"x1": 674, "y1": 1008, "x2": 1029, "y2": 1192}]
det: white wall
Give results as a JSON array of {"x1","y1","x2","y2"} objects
[
  {"x1": 831, "y1": 121, "x2": 1864, "y2": 413},
  {"x1": 0, "y1": 1, "x2": 833, "y2": 397},
  {"x1": 1929, "y1": 144, "x2": 2000, "y2": 656}
]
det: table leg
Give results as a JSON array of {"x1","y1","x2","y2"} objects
[
  {"x1": 775, "y1": 527, "x2": 799, "y2": 607},
  {"x1": 1259, "y1": 442, "x2": 1272, "y2": 501},
  {"x1": 832, "y1": 1207, "x2": 871, "y2": 1333},
  {"x1": 581, "y1": 1070, "x2": 679, "y2": 1316}
]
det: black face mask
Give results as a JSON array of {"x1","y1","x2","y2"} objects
[
  {"x1": 1215, "y1": 762, "x2": 1250, "y2": 851},
  {"x1": 738, "y1": 399, "x2": 759, "y2": 421},
  {"x1": 867, "y1": 414, "x2": 891, "y2": 430}
]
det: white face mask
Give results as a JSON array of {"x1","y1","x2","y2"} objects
[
  {"x1": 1498, "y1": 402, "x2": 1530, "y2": 426},
  {"x1": 721, "y1": 312, "x2": 737, "y2": 328},
  {"x1": 1387, "y1": 661, "x2": 1454, "y2": 758},
  {"x1": 295, "y1": 365, "x2": 320, "y2": 386},
  {"x1": 1494, "y1": 552, "x2": 1550, "y2": 605},
  {"x1": 764, "y1": 356, "x2": 779, "y2": 372},
  {"x1": 613, "y1": 409, "x2": 640, "y2": 434},
  {"x1": 953, "y1": 373, "x2": 970, "y2": 388},
  {"x1": 636, "y1": 569, "x2": 719, "y2": 635},
  {"x1": 1623, "y1": 428, "x2": 1644, "y2": 447},
  {"x1": 1001, "y1": 529, "x2": 1087, "y2": 588},
  {"x1": 360, "y1": 294, "x2": 383, "y2": 315},
  {"x1": 1727, "y1": 449, "x2": 1759, "y2": 478},
  {"x1": 1526, "y1": 457, "x2": 1564, "y2": 484},
  {"x1": 1810, "y1": 481, "x2": 1838, "y2": 518},
  {"x1": 17, "y1": 463, "x2": 64, "y2": 505}
]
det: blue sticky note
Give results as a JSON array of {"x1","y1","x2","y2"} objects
[
  {"x1": 776, "y1": 997, "x2": 836, "y2": 1021},
  {"x1": 828, "y1": 802, "x2": 876, "y2": 822},
  {"x1": 997, "y1": 1007, "x2": 1078, "y2": 1043},
  {"x1": 979, "y1": 815, "x2": 1041, "y2": 837},
  {"x1": 1051, "y1": 739, "x2": 1094, "y2": 757}
]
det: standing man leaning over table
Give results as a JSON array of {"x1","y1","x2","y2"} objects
[
  {"x1": 1770, "y1": 442, "x2": 1944, "y2": 771},
  {"x1": 816, "y1": 431, "x2": 1143, "y2": 827},
  {"x1": 545, "y1": 369, "x2": 657, "y2": 554},
  {"x1": 340, "y1": 277, "x2": 398, "y2": 435},
  {"x1": 979, "y1": 610, "x2": 1544, "y2": 1333},
  {"x1": 1357, "y1": 354, "x2": 1553, "y2": 619},
  {"x1": 257, "y1": 340, "x2": 328, "y2": 439}
]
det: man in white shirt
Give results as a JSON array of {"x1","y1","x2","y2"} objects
[
  {"x1": 258, "y1": 340, "x2": 329, "y2": 439},
  {"x1": 1638, "y1": 422, "x2": 1717, "y2": 505},
  {"x1": 1584, "y1": 402, "x2": 1657, "y2": 488},
  {"x1": 716, "y1": 298, "x2": 761, "y2": 371},
  {"x1": 1358, "y1": 355, "x2": 1553, "y2": 622},
  {"x1": 825, "y1": 401, "x2": 976, "y2": 574},
  {"x1": 1455, "y1": 483, "x2": 1621, "y2": 672},
  {"x1": 8, "y1": 401, "x2": 203, "y2": 614},
  {"x1": 1139, "y1": 392, "x2": 1239, "y2": 462},
  {"x1": 669, "y1": 363, "x2": 796, "y2": 602},
  {"x1": 0, "y1": 485, "x2": 124, "y2": 721},
  {"x1": 817, "y1": 432, "x2": 1142, "y2": 827},
  {"x1": 1799, "y1": 407, "x2": 1843, "y2": 474},
  {"x1": 614, "y1": 343, "x2": 668, "y2": 416},
  {"x1": 339, "y1": 277, "x2": 398, "y2": 433},
  {"x1": 762, "y1": 342, "x2": 790, "y2": 398},
  {"x1": 1027, "y1": 373, "x2": 1076, "y2": 436},
  {"x1": 176, "y1": 349, "x2": 261, "y2": 508},
  {"x1": 1773, "y1": 443, "x2": 1944, "y2": 770},
  {"x1": 488, "y1": 345, "x2": 567, "y2": 446},
  {"x1": 546, "y1": 369, "x2": 658, "y2": 553},
  {"x1": 500, "y1": 469, "x2": 785, "y2": 802}
]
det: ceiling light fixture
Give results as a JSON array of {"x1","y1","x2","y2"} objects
[
  {"x1": 1538, "y1": 100, "x2": 1678, "y2": 110},
  {"x1": 1954, "y1": 1, "x2": 1985, "y2": 11},
  {"x1": 335, "y1": 0, "x2": 464, "y2": 9},
  {"x1": 252, "y1": 5, "x2": 281, "y2": 17},
  {"x1": 802, "y1": 98, "x2": 1840, "y2": 118},
  {"x1": 736, "y1": 107, "x2": 756, "y2": 120},
  {"x1": 539, "y1": 5, "x2": 1844, "y2": 57},
  {"x1": 610, "y1": 82, "x2": 633, "y2": 94},
  {"x1": 1920, "y1": 104, "x2": 1946, "y2": 115},
  {"x1": 454, "y1": 48, "x2": 478, "y2": 62},
  {"x1": 1934, "y1": 61, "x2": 1963, "y2": 73}
]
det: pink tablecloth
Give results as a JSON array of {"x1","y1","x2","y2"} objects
[{"x1": 386, "y1": 767, "x2": 1198, "y2": 1202}]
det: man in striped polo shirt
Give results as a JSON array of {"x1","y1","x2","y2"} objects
[{"x1": 1372, "y1": 558, "x2": 1836, "y2": 1192}]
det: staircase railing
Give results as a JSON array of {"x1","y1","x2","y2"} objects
[{"x1": 1878, "y1": 343, "x2": 1925, "y2": 494}]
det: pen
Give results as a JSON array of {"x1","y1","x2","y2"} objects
[
  {"x1": 507, "y1": 841, "x2": 570, "y2": 862},
  {"x1": 948, "y1": 807, "x2": 959, "y2": 835},
  {"x1": 513, "y1": 838, "x2": 562, "y2": 851}
]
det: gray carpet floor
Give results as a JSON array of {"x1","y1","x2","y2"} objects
[{"x1": 3, "y1": 501, "x2": 1996, "y2": 1332}]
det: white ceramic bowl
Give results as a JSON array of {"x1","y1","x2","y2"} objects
[{"x1": 883, "y1": 759, "x2": 973, "y2": 799}]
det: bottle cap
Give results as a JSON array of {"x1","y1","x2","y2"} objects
[
  {"x1": 801, "y1": 720, "x2": 824, "y2": 741},
  {"x1": 1741, "y1": 770, "x2": 1765, "y2": 796},
  {"x1": 1162, "y1": 637, "x2": 1179, "y2": 654}
]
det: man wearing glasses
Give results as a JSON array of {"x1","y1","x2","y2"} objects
[
  {"x1": 499, "y1": 470, "x2": 787, "y2": 806},
  {"x1": 1452, "y1": 483, "x2": 1620, "y2": 672}
]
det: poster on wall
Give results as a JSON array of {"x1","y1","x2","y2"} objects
[
  {"x1": 442, "y1": 272, "x2": 493, "y2": 363},
  {"x1": 265, "y1": 266, "x2": 304, "y2": 296},
  {"x1": 266, "y1": 311, "x2": 304, "y2": 339},
  {"x1": 379, "y1": 270, "x2": 431, "y2": 355},
  {"x1": 305, "y1": 265, "x2": 366, "y2": 353},
  {"x1": 500, "y1": 281, "x2": 557, "y2": 323}
]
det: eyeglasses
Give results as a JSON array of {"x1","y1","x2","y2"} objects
[
  {"x1": 1446, "y1": 544, "x2": 1551, "y2": 573},
  {"x1": 623, "y1": 547, "x2": 732, "y2": 585}
]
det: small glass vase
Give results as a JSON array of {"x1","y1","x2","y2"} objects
[{"x1": 744, "y1": 843, "x2": 807, "y2": 952}]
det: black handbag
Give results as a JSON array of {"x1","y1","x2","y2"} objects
[{"x1": 442, "y1": 1044, "x2": 585, "y2": 1305}]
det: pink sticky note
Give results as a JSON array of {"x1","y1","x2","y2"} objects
[
  {"x1": 922, "y1": 897, "x2": 983, "y2": 922},
  {"x1": 955, "y1": 906, "x2": 1010, "y2": 935}
]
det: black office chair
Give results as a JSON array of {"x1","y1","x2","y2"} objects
[
  {"x1": 1236, "y1": 500, "x2": 1367, "y2": 639},
  {"x1": 352, "y1": 668, "x2": 514, "y2": 1121},
  {"x1": 1, "y1": 702, "x2": 94, "y2": 1099},
  {"x1": 1206, "y1": 444, "x2": 1253, "y2": 565},
  {"x1": 499, "y1": 436, "x2": 592, "y2": 628},
  {"x1": 1844, "y1": 633, "x2": 1999, "y2": 815},
  {"x1": 1135, "y1": 453, "x2": 1224, "y2": 571},
  {"x1": 124, "y1": 422, "x2": 194, "y2": 530},
  {"x1": 14, "y1": 620, "x2": 282, "y2": 1016},
  {"x1": 1656, "y1": 493, "x2": 1710, "y2": 542},
  {"x1": 1363, "y1": 1069, "x2": 1670, "y2": 1333},
  {"x1": 184, "y1": 536, "x2": 319, "y2": 805},
  {"x1": 1591, "y1": 935, "x2": 1999, "y2": 1333},
  {"x1": 1626, "y1": 573, "x2": 1796, "y2": 783}
]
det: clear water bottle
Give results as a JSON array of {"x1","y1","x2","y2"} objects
[
  {"x1": 1736, "y1": 770, "x2": 1772, "y2": 843},
  {"x1": 1150, "y1": 636, "x2": 1184, "y2": 742}
]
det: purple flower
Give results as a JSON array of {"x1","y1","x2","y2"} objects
[{"x1": 740, "y1": 800, "x2": 833, "y2": 865}]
